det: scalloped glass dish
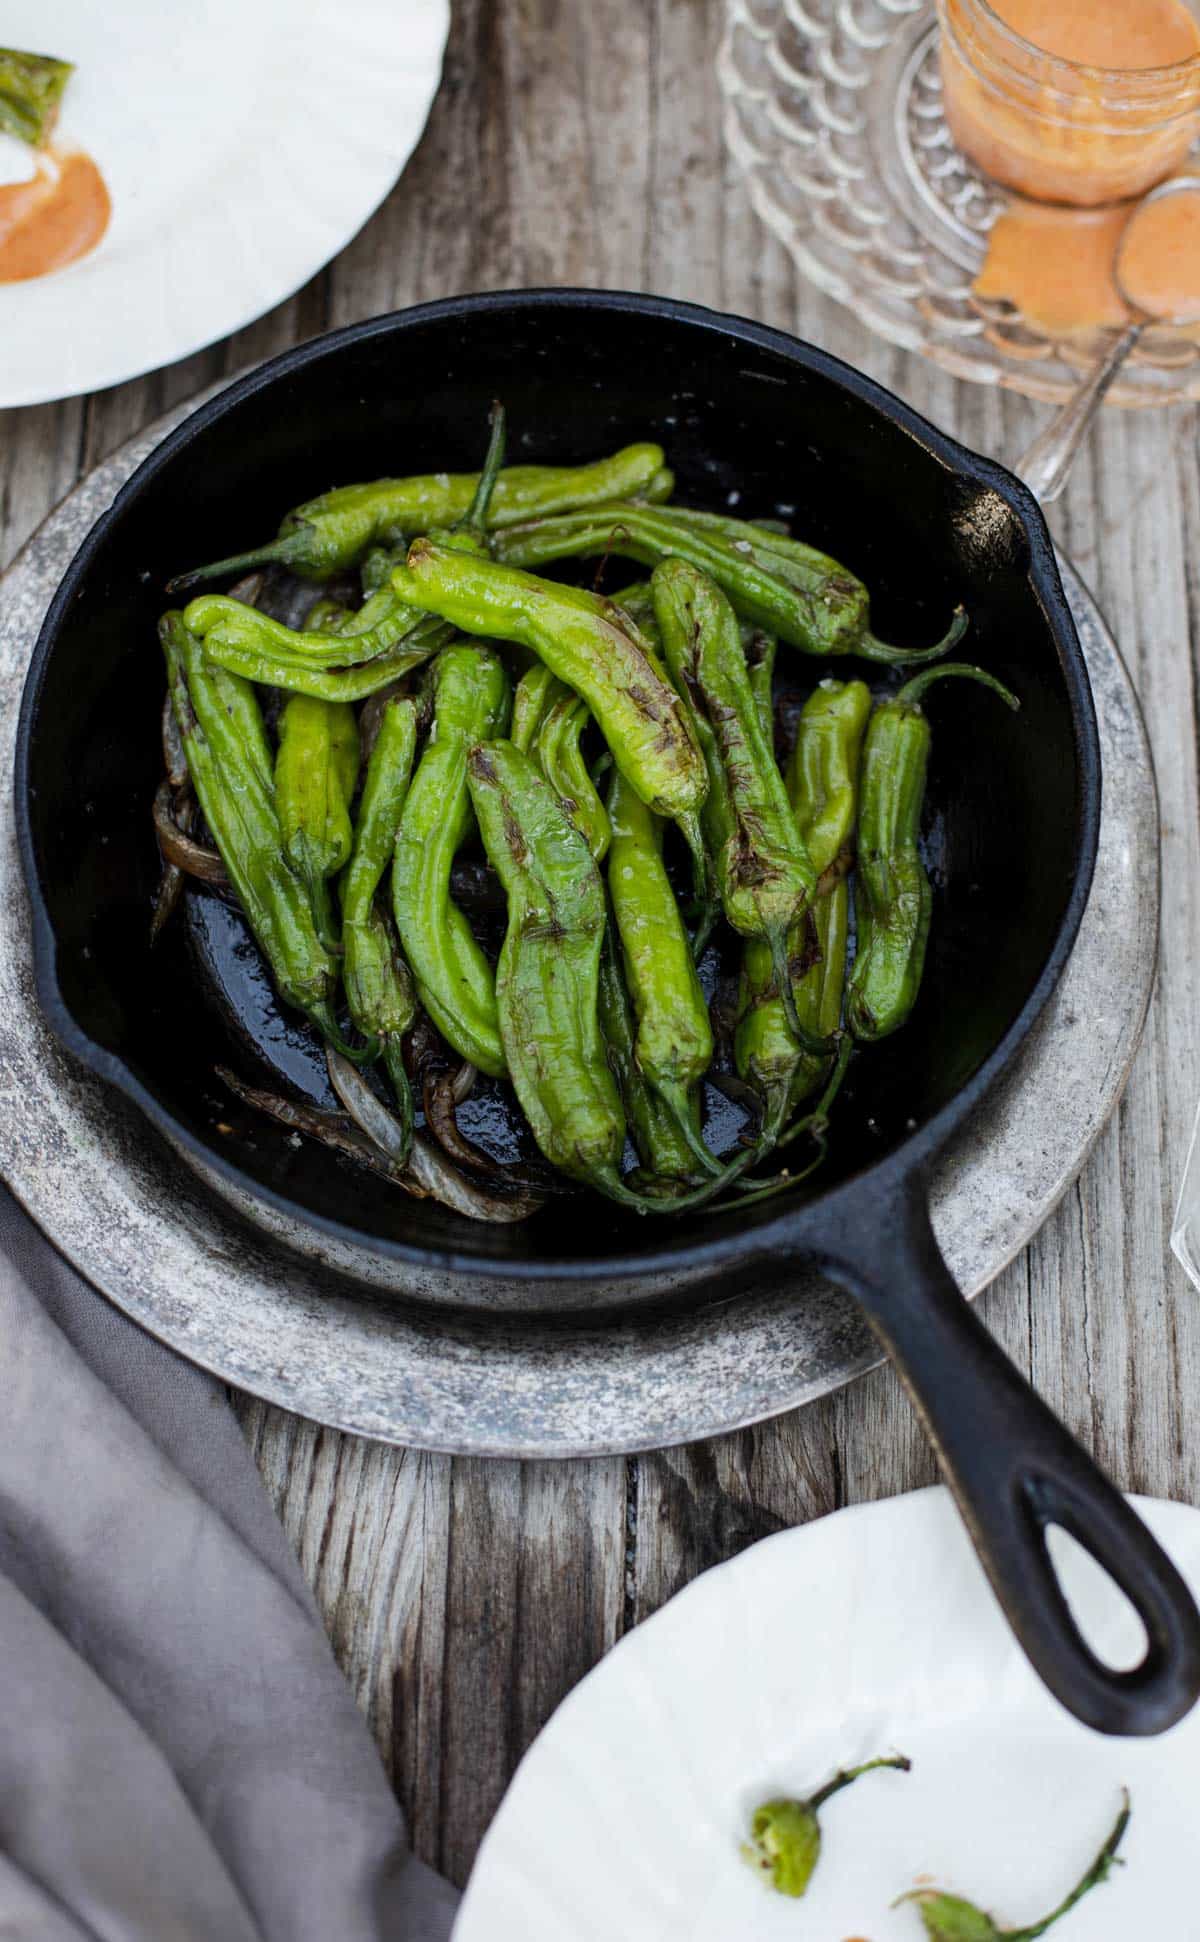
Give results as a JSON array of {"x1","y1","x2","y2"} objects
[{"x1": 719, "y1": 0, "x2": 1200, "y2": 406}]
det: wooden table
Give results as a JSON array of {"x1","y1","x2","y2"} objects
[{"x1": 4, "y1": 0, "x2": 1199, "y2": 1891}]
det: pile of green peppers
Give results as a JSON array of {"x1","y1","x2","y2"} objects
[{"x1": 155, "y1": 409, "x2": 1018, "y2": 1221}]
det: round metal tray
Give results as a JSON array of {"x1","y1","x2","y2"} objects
[{"x1": 0, "y1": 401, "x2": 1158, "y2": 1457}]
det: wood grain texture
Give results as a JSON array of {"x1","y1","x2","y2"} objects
[{"x1": 3, "y1": 0, "x2": 1199, "y2": 1888}]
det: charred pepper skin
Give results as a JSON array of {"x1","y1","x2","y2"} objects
[
  {"x1": 341, "y1": 697, "x2": 420, "y2": 1157},
  {"x1": 736, "y1": 679, "x2": 871, "y2": 1129},
  {"x1": 651, "y1": 559, "x2": 819, "y2": 1048},
  {"x1": 393, "y1": 644, "x2": 512, "y2": 1078},
  {"x1": 465, "y1": 739, "x2": 634, "y2": 1199},
  {"x1": 536, "y1": 688, "x2": 611, "y2": 863},
  {"x1": 159, "y1": 613, "x2": 343, "y2": 1041},
  {"x1": 274, "y1": 694, "x2": 360, "y2": 952},
  {"x1": 168, "y1": 443, "x2": 670, "y2": 589},
  {"x1": 389, "y1": 543, "x2": 708, "y2": 843},
  {"x1": 492, "y1": 502, "x2": 968, "y2": 666},
  {"x1": 596, "y1": 924, "x2": 701, "y2": 1186},
  {"x1": 183, "y1": 587, "x2": 440, "y2": 675},
  {"x1": 848, "y1": 662, "x2": 1019, "y2": 1043},
  {"x1": 606, "y1": 768, "x2": 719, "y2": 1176}
]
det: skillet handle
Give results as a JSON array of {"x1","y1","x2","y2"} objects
[{"x1": 820, "y1": 1171, "x2": 1200, "y2": 1736}]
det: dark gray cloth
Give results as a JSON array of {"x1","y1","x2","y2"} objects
[{"x1": 0, "y1": 1186, "x2": 459, "y2": 1941}]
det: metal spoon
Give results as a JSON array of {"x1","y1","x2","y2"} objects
[{"x1": 1020, "y1": 176, "x2": 1200, "y2": 505}]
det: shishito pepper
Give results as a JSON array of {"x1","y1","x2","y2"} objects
[
  {"x1": 274, "y1": 694, "x2": 360, "y2": 951},
  {"x1": 651, "y1": 558, "x2": 819, "y2": 1046},
  {"x1": 511, "y1": 662, "x2": 562, "y2": 753},
  {"x1": 466, "y1": 739, "x2": 636, "y2": 1201},
  {"x1": 736, "y1": 679, "x2": 871, "y2": 1132},
  {"x1": 168, "y1": 442, "x2": 672, "y2": 589},
  {"x1": 536, "y1": 687, "x2": 611, "y2": 863},
  {"x1": 744, "y1": 1755, "x2": 912, "y2": 1900},
  {"x1": 596, "y1": 925, "x2": 700, "y2": 1186},
  {"x1": 896, "y1": 1792, "x2": 1130, "y2": 1940},
  {"x1": 159, "y1": 613, "x2": 344, "y2": 1044},
  {"x1": 492, "y1": 502, "x2": 968, "y2": 665},
  {"x1": 0, "y1": 47, "x2": 72, "y2": 147},
  {"x1": 393, "y1": 644, "x2": 511, "y2": 1077},
  {"x1": 389, "y1": 543, "x2": 709, "y2": 860},
  {"x1": 183, "y1": 585, "x2": 438, "y2": 675},
  {"x1": 848, "y1": 663, "x2": 1018, "y2": 1043},
  {"x1": 606, "y1": 769, "x2": 718, "y2": 1175},
  {"x1": 341, "y1": 698, "x2": 419, "y2": 1157}
]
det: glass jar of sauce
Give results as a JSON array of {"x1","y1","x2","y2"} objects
[{"x1": 937, "y1": 0, "x2": 1200, "y2": 207}]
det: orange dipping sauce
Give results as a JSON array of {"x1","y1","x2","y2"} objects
[
  {"x1": 973, "y1": 179, "x2": 1200, "y2": 336},
  {"x1": 988, "y1": 0, "x2": 1200, "y2": 70},
  {"x1": 1119, "y1": 183, "x2": 1200, "y2": 320},
  {"x1": 0, "y1": 147, "x2": 110, "y2": 283},
  {"x1": 939, "y1": 0, "x2": 1200, "y2": 207},
  {"x1": 973, "y1": 199, "x2": 1134, "y2": 335}
]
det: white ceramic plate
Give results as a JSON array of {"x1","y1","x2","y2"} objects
[
  {"x1": 455, "y1": 1489, "x2": 1200, "y2": 1939},
  {"x1": 0, "y1": 0, "x2": 448, "y2": 407}
]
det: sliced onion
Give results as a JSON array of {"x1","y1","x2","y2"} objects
[
  {"x1": 328, "y1": 1049, "x2": 542, "y2": 1222},
  {"x1": 217, "y1": 1066, "x2": 428, "y2": 1196},
  {"x1": 153, "y1": 781, "x2": 228, "y2": 884}
]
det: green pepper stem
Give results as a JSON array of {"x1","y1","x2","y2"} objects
[
  {"x1": 660, "y1": 1082, "x2": 724, "y2": 1179},
  {"x1": 165, "y1": 534, "x2": 309, "y2": 593},
  {"x1": 381, "y1": 1037, "x2": 415, "y2": 1168},
  {"x1": 768, "y1": 923, "x2": 831, "y2": 1057},
  {"x1": 859, "y1": 603, "x2": 969, "y2": 667},
  {"x1": 807, "y1": 1753, "x2": 911, "y2": 1813},
  {"x1": 895, "y1": 660, "x2": 1021, "y2": 713},
  {"x1": 307, "y1": 870, "x2": 341, "y2": 955},
  {"x1": 1008, "y1": 1794, "x2": 1130, "y2": 1941},
  {"x1": 462, "y1": 402, "x2": 507, "y2": 536},
  {"x1": 306, "y1": 1002, "x2": 379, "y2": 1065}
]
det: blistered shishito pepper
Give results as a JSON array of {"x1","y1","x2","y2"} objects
[
  {"x1": 744, "y1": 629, "x2": 777, "y2": 744},
  {"x1": 0, "y1": 47, "x2": 72, "y2": 146},
  {"x1": 744, "y1": 1756, "x2": 911, "y2": 1901},
  {"x1": 393, "y1": 644, "x2": 511, "y2": 1077},
  {"x1": 736, "y1": 679, "x2": 871, "y2": 1133},
  {"x1": 160, "y1": 614, "x2": 344, "y2": 1043},
  {"x1": 511, "y1": 662, "x2": 562, "y2": 754},
  {"x1": 341, "y1": 698, "x2": 419, "y2": 1157},
  {"x1": 389, "y1": 544, "x2": 709, "y2": 865},
  {"x1": 466, "y1": 738, "x2": 640, "y2": 1203},
  {"x1": 536, "y1": 688, "x2": 611, "y2": 863},
  {"x1": 492, "y1": 503, "x2": 967, "y2": 666},
  {"x1": 596, "y1": 926, "x2": 700, "y2": 1186},
  {"x1": 183, "y1": 584, "x2": 432, "y2": 675},
  {"x1": 168, "y1": 443, "x2": 671, "y2": 589},
  {"x1": 606, "y1": 769, "x2": 718, "y2": 1175},
  {"x1": 651, "y1": 559, "x2": 819, "y2": 1047},
  {"x1": 274, "y1": 695, "x2": 360, "y2": 951},
  {"x1": 848, "y1": 663, "x2": 1019, "y2": 1043},
  {"x1": 898, "y1": 1792, "x2": 1130, "y2": 1941}
]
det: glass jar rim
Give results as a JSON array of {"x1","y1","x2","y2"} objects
[{"x1": 965, "y1": 0, "x2": 1200, "y2": 84}]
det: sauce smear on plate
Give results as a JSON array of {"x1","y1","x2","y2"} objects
[{"x1": 0, "y1": 146, "x2": 109, "y2": 282}]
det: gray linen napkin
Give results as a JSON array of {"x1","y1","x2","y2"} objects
[{"x1": 0, "y1": 1184, "x2": 459, "y2": 1941}]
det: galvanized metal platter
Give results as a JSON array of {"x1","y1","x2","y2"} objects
[{"x1": 0, "y1": 399, "x2": 1158, "y2": 1457}]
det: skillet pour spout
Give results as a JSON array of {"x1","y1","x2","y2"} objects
[
  {"x1": 817, "y1": 1168, "x2": 1200, "y2": 1736},
  {"x1": 16, "y1": 288, "x2": 1200, "y2": 1736}
]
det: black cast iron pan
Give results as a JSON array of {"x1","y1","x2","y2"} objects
[{"x1": 17, "y1": 291, "x2": 1200, "y2": 1735}]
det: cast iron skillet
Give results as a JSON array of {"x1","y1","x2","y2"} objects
[{"x1": 17, "y1": 291, "x2": 1200, "y2": 1735}]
